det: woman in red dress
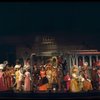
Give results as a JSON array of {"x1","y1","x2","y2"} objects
[
  {"x1": 64, "y1": 72, "x2": 71, "y2": 91},
  {"x1": 0, "y1": 64, "x2": 7, "y2": 91}
]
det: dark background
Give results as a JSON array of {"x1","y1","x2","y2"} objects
[{"x1": 0, "y1": 2, "x2": 100, "y2": 64}]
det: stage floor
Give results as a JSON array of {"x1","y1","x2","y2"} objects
[{"x1": 0, "y1": 90, "x2": 100, "y2": 99}]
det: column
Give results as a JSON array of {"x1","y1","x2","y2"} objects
[
  {"x1": 72, "y1": 57, "x2": 75, "y2": 65},
  {"x1": 69, "y1": 55, "x2": 72, "y2": 69},
  {"x1": 96, "y1": 55, "x2": 98, "y2": 61},
  {"x1": 89, "y1": 55, "x2": 92, "y2": 67},
  {"x1": 75, "y1": 55, "x2": 78, "y2": 66},
  {"x1": 69, "y1": 55, "x2": 72, "y2": 75},
  {"x1": 83, "y1": 55, "x2": 85, "y2": 63}
]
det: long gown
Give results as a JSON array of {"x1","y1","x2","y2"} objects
[
  {"x1": 83, "y1": 79, "x2": 93, "y2": 91},
  {"x1": 24, "y1": 71, "x2": 31, "y2": 92},
  {"x1": 0, "y1": 71, "x2": 7, "y2": 91},
  {"x1": 6, "y1": 71, "x2": 11, "y2": 90},
  {"x1": 83, "y1": 73, "x2": 93, "y2": 91},
  {"x1": 46, "y1": 69, "x2": 52, "y2": 89},
  {"x1": 3, "y1": 71, "x2": 8, "y2": 91},
  {"x1": 70, "y1": 73, "x2": 80, "y2": 92},
  {"x1": 15, "y1": 70, "x2": 23, "y2": 91},
  {"x1": 64, "y1": 74, "x2": 71, "y2": 91}
]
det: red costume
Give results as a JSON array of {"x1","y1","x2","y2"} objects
[{"x1": 64, "y1": 73, "x2": 71, "y2": 91}]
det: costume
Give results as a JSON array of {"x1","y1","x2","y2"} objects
[
  {"x1": 46, "y1": 68, "x2": 52, "y2": 89},
  {"x1": 38, "y1": 68, "x2": 48, "y2": 91},
  {"x1": 83, "y1": 73, "x2": 93, "y2": 91},
  {"x1": 15, "y1": 65, "x2": 22, "y2": 91},
  {"x1": 51, "y1": 68, "x2": 59, "y2": 91},
  {"x1": 82, "y1": 62, "x2": 93, "y2": 91},
  {"x1": 70, "y1": 65, "x2": 80, "y2": 92},
  {"x1": 83, "y1": 79, "x2": 93, "y2": 91},
  {"x1": 24, "y1": 71, "x2": 31, "y2": 92},
  {"x1": 0, "y1": 64, "x2": 7, "y2": 91},
  {"x1": 64, "y1": 73, "x2": 71, "y2": 91},
  {"x1": 78, "y1": 73, "x2": 85, "y2": 91},
  {"x1": 8, "y1": 71, "x2": 11, "y2": 89},
  {"x1": 4, "y1": 70, "x2": 9, "y2": 90},
  {"x1": 40, "y1": 69, "x2": 46, "y2": 78},
  {"x1": 10, "y1": 68, "x2": 15, "y2": 88}
]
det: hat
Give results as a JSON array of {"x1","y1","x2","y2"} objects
[
  {"x1": 15, "y1": 65, "x2": 21, "y2": 69},
  {"x1": 0, "y1": 64, "x2": 4, "y2": 70},
  {"x1": 83, "y1": 62, "x2": 88, "y2": 66},
  {"x1": 73, "y1": 65, "x2": 78, "y2": 69}
]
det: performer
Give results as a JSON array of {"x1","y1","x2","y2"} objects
[
  {"x1": 46, "y1": 65, "x2": 52, "y2": 90},
  {"x1": 79, "y1": 59, "x2": 83, "y2": 67},
  {"x1": 38, "y1": 67, "x2": 48, "y2": 91},
  {"x1": 24, "y1": 67, "x2": 31, "y2": 92},
  {"x1": 64, "y1": 72, "x2": 71, "y2": 91},
  {"x1": 10, "y1": 67, "x2": 15, "y2": 88},
  {"x1": 51, "y1": 68, "x2": 58, "y2": 92},
  {"x1": 40, "y1": 67, "x2": 46, "y2": 78},
  {"x1": 70, "y1": 65, "x2": 80, "y2": 92},
  {"x1": 6, "y1": 67, "x2": 12, "y2": 90},
  {"x1": 82, "y1": 62, "x2": 91, "y2": 79},
  {"x1": 14, "y1": 64, "x2": 23, "y2": 91},
  {"x1": 78, "y1": 71, "x2": 85, "y2": 91},
  {"x1": 3, "y1": 67, "x2": 9, "y2": 91},
  {"x1": 83, "y1": 72, "x2": 93, "y2": 91},
  {"x1": 0, "y1": 64, "x2": 7, "y2": 91},
  {"x1": 82, "y1": 62, "x2": 93, "y2": 91}
]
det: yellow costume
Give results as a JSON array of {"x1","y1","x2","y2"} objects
[
  {"x1": 70, "y1": 73, "x2": 80, "y2": 92},
  {"x1": 70, "y1": 65, "x2": 80, "y2": 92},
  {"x1": 51, "y1": 68, "x2": 58, "y2": 84}
]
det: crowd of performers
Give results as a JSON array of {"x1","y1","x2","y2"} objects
[{"x1": 0, "y1": 57, "x2": 100, "y2": 93}]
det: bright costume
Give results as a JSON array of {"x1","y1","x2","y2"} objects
[
  {"x1": 24, "y1": 71, "x2": 31, "y2": 92},
  {"x1": 64, "y1": 73, "x2": 71, "y2": 91},
  {"x1": 70, "y1": 65, "x2": 80, "y2": 92},
  {"x1": 46, "y1": 68, "x2": 52, "y2": 89}
]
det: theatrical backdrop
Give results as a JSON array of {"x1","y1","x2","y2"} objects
[{"x1": 0, "y1": 2, "x2": 100, "y2": 99}]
